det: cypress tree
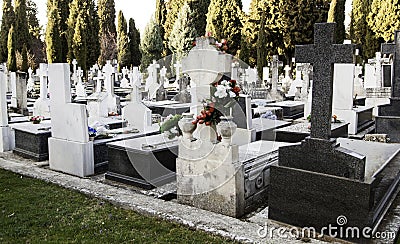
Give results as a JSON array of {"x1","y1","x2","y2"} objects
[
  {"x1": 73, "y1": 13, "x2": 87, "y2": 71},
  {"x1": 327, "y1": 0, "x2": 346, "y2": 44},
  {"x1": 117, "y1": 11, "x2": 130, "y2": 71},
  {"x1": 98, "y1": 0, "x2": 116, "y2": 36},
  {"x1": 0, "y1": 0, "x2": 14, "y2": 63},
  {"x1": 60, "y1": 0, "x2": 72, "y2": 62},
  {"x1": 155, "y1": 0, "x2": 167, "y2": 55},
  {"x1": 350, "y1": 0, "x2": 379, "y2": 60},
  {"x1": 128, "y1": 18, "x2": 141, "y2": 67},
  {"x1": 20, "y1": 44, "x2": 29, "y2": 72},
  {"x1": 241, "y1": 0, "x2": 266, "y2": 66},
  {"x1": 140, "y1": 16, "x2": 163, "y2": 71},
  {"x1": 206, "y1": 0, "x2": 243, "y2": 56},
  {"x1": 368, "y1": 0, "x2": 400, "y2": 42},
  {"x1": 188, "y1": 0, "x2": 210, "y2": 37},
  {"x1": 14, "y1": 0, "x2": 30, "y2": 52},
  {"x1": 45, "y1": 2, "x2": 62, "y2": 63},
  {"x1": 98, "y1": 0, "x2": 117, "y2": 64},
  {"x1": 169, "y1": 2, "x2": 197, "y2": 62},
  {"x1": 87, "y1": 0, "x2": 100, "y2": 67},
  {"x1": 27, "y1": 0, "x2": 45, "y2": 67},
  {"x1": 7, "y1": 26, "x2": 17, "y2": 72},
  {"x1": 256, "y1": 10, "x2": 267, "y2": 76},
  {"x1": 164, "y1": 0, "x2": 186, "y2": 51}
]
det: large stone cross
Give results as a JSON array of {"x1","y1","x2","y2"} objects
[
  {"x1": 381, "y1": 30, "x2": 400, "y2": 98},
  {"x1": 295, "y1": 23, "x2": 355, "y2": 140}
]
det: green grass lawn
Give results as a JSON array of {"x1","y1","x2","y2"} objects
[{"x1": 0, "y1": 169, "x2": 233, "y2": 243}]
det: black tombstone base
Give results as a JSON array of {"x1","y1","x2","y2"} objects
[
  {"x1": 275, "y1": 122, "x2": 349, "y2": 143},
  {"x1": 265, "y1": 101, "x2": 304, "y2": 120},
  {"x1": 376, "y1": 98, "x2": 400, "y2": 142},
  {"x1": 105, "y1": 135, "x2": 179, "y2": 189},
  {"x1": 13, "y1": 127, "x2": 51, "y2": 162},
  {"x1": 270, "y1": 138, "x2": 400, "y2": 242}
]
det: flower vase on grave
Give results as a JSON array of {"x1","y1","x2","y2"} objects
[
  {"x1": 216, "y1": 116, "x2": 237, "y2": 145},
  {"x1": 178, "y1": 113, "x2": 197, "y2": 140}
]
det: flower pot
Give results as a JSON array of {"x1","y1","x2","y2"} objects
[
  {"x1": 178, "y1": 113, "x2": 197, "y2": 140},
  {"x1": 216, "y1": 116, "x2": 237, "y2": 145}
]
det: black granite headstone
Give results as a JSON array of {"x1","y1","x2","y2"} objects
[
  {"x1": 295, "y1": 23, "x2": 355, "y2": 140},
  {"x1": 377, "y1": 31, "x2": 400, "y2": 141}
]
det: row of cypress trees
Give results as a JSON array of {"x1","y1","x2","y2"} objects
[
  {"x1": 45, "y1": 0, "x2": 141, "y2": 72},
  {"x1": 0, "y1": 0, "x2": 41, "y2": 72},
  {"x1": 141, "y1": 0, "x2": 330, "y2": 72},
  {"x1": 350, "y1": 0, "x2": 400, "y2": 61}
]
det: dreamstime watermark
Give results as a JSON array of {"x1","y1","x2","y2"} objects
[{"x1": 257, "y1": 215, "x2": 396, "y2": 241}]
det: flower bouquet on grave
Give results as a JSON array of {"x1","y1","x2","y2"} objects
[
  {"x1": 332, "y1": 114, "x2": 341, "y2": 123},
  {"x1": 192, "y1": 79, "x2": 241, "y2": 140},
  {"x1": 160, "y1": 114, "x2": 183, "y2": 140},
  {"x1": 88, "y1": 127, "x2": 97, "y2": 141},
  {"x1": 29, "y1": 116, "x2": 44, "y2": 124}
]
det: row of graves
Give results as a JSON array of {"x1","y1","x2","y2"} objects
[{"x1": 0, "y1": 22, "x2": 399, "y2": 242}]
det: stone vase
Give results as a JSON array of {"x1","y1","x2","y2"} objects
[
  {"x1": 178, "y1": 113, "x2": 197, "y2": 140},
  {"x1": 217, "y1": 116, "x2": 237, "y2": 145}
]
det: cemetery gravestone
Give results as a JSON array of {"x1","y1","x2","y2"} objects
[
  {"x1": 145, "y1": 61, "x2": 160, "y2": 100},
  {"x1": 376, "y1": 31, "x2": 400, "y2": 142},
  {"x1": 48, "y1": 63, "x2": 94, "y2": 177},
  {"x1": 103, "y1": 61, "x2": 120, "y2": 114},
  {"x1": 33, "y1": 63, "x2": 51, "y2": 117},
  {"x1": 120, "y1": 67, "x2": 131, "y2": 88},
  {"x1": 0, "y1": 66, "x2": 14, "y2": 152},
  {"x1": 75, "y1": 67, "x2": 87, "y2": 98},
  {"x1": 270, "y1": 22, "x2": 375, "y2": 231},
  {"x1": 269, "y1": 55, "x2": 283, "y2": 101}
]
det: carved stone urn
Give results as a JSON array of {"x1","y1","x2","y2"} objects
[
  {"x1": 178, "y1": 113, "x2": 197, "y2": 140},
  {"x1": 217, "y1": 116, "x2": 237, "y2": 145}
]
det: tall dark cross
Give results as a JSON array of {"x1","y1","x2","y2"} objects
[
  {"x1": 381, "y1": 30, "x2": 400, "y2": 98},
  {"x1": 295, "y1": 23, "x2": 355, "y2": 140}
]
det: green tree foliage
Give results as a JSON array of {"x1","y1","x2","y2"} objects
[
  {"x1": 14, "y1": 0, "x2": 30, "y2": 52},
  {"x1": 256, "y1": 10, "x2": 267, "y2": 76},
  {"x1": 169, "y1": 2, "x2": 197, "y2": 62},
  {"x1": 206, "y1": 0, "x2": 243, "y2": 56},
  {"x1": 86, "y1": 0, "x2": 101, "y2": 67},
  {"x1": 45, "y1": 2, "x2": 62, "y2": 63},
  {"x1": 67, "y1": 0, "x2": 99, "y2": 69},
  {"x1": 350, "y1": 0, "x2": 379, "y2": 60},
  {"x1": 164, "y1": 0, "x2": 186, "y2": 52},
  {"x1": 242, "y1": 0, "x2": 330, "y2": 65},
  {"x1": 188, "y1": 0, "x2": 210, "y2": 37},
  {"x1": 117, "y1": 11, "x2": 131, "y2": 71},
  {"x1": 278, "y1": 0, "x2": 330, "y2": 63},
  {"x1": 98, "y1": 0, "x2": 116, "y2": 65},
  {"x1": 20, "y1": 44, "x2": 29, "y2": 72},
  {"x1": 98, "y1": 0, "x2": 116, "y2": 36},
  {"x1": 368, "y1": 0, "x2": 400, "y2": 42},
  {"x1": 73, "y1": 14, "x2": 87, "y2": 71},
  {"x1": 155, "y1": 0, "x2": 167, "y2": 55},
  {"x1": 7, "y1": 26, "x2": 17, "y2": 72},
  {"x1": 327, "y1": 0, "x2": 346, "y2": 44},
  {"x1": 27, "y1": 0, "x2": 45, "y2": 68},
  {"x1": 46, "y1": 0, "x2": 72, "y2": 63},
  {"x1": 128, "y1": 18, "x2": 141, "y2": 67},
  {"x1": 0, "y1": 0, "x2": 14, "y2": 63},
  {"x1": 140, "y1": 16, "x2": 163, "y2": 71}
]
